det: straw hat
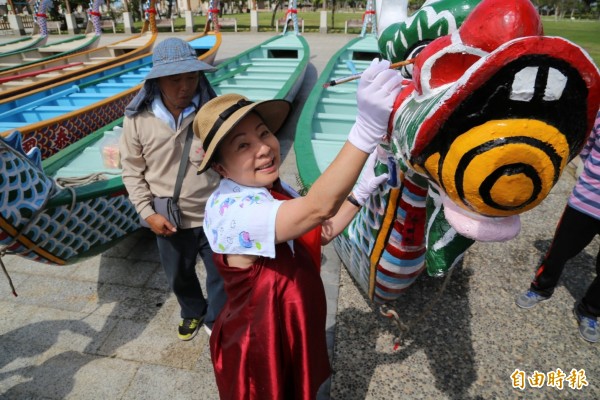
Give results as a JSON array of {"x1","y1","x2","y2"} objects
[
  {"x1": 195, "y1": 93, "x2": 291, "y2": 174},
  {"x1": 145, "y1": 38, "x2": 215, "y2": 80}
]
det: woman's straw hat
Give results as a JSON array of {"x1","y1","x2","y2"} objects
[{"x1": 195, "y1": 93, "x2": 291, "y2": 174}]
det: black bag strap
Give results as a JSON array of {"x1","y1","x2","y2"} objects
[{"x1": 173, "y1": 124, "x2": 194, "y2": 203}]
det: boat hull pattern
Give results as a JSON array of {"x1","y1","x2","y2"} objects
[{"x1": 0, "y1": 131, "x2": 139, "y2": 265}]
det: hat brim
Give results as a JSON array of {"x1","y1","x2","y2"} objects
[
  {"x1": 145, "y1": 58, "x2": 216, "y2": 80},
  {"x1": 197, "y1": 99, "x2": 292, "y2": 174}
]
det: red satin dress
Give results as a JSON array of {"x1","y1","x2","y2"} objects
[{"x1": 209, "y1": 217, "x2": 331, "y2": 399}]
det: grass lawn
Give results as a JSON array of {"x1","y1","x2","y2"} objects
[
  {"x1": 541, "y1": 17, "x2": 600, "y2": 67},
  {"x1": 130, "y1": 12, "x2": 600, "y2": 65}
]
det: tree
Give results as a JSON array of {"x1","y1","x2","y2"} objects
[{"x1": 270, "y1": 0, "x2": 284, "y2": 27}]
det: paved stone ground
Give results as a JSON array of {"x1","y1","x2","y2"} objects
[{"x1": 1, "y1": 31, "x2": 599, "y2": 399}]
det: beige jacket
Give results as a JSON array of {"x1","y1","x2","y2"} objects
[{"x1": 120, "y1": 108, "x2": 220, "y2": 229}]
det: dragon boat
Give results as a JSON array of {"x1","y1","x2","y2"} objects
[
  {"x1": 0, "y1": 11, "x2": 310, "y2": 266},
  {"x1": 0, "y1": 29, "x2": 221, "y2": 160},
  {"x1": 209, "y1": 33, "x2": 309, "y2": 101},
  {"x1": 295, "y1": 8, "x2": 379, "y2": 186},
  {"x1": 0, "y1": 28, "x2": 47, "y2": 55},
  {"x1": 0, "y1": 0, "x2": 104, "y2": 73},
  {"x1": 0, "y1": 0, "x2": 163, "y2": 100},
  {"x1": 0, "y1": 34, "x2": 48, "y2": 55},
  {"x1": 299, "y1": 0, "x2": 600, "y2": 307}
]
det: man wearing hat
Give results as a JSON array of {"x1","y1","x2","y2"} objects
[{"x1": 120, "y1": 37, "x2": 226, "y2": 341}]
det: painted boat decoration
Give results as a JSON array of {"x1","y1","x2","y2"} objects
[
  {"x1": 0, "y1": 31, "x2": 221, "y2": 160},
  {"x1": 0, "y1": 27, "x2": 310, "y2": 266},
  {"x1": 0, "y1": 0, "x2": 105, "y2": 73}
]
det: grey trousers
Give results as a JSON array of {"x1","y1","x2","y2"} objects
[{"x1": 156, "y1": 227, "x2": 226, "y2": 326}]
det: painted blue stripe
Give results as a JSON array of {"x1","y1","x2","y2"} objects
[
  {"x1": 376, "y1": 274, "x2": 418, "y2": 285},
  {"x1": 381, "y1": 250, "x2": 425, "y2": 266},
  {"x1": 402, "y1": 188, "x2": 426, "y2": 202}
]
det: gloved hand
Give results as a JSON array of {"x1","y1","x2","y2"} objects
[
  {"x1": 348, "y1": 58, "x2": 403, "y2": 154},
  {"x1": 352, "y1": 149, "x2": 389, "y2": 206}
]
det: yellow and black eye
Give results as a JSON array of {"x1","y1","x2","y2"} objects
[
  {"x1": 412, "y1": 52, "x2": 591, "y2": 217},
  {"x1": 429, "y1": 119, "x2": 568, "y2": 217}
]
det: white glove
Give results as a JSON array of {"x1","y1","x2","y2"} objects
[
  {"x1": 348, "y1": 58, "x2": 403, "y2": 154},
  {"x1": 352, "y1": 149, "x2": 389, "y2": 206}
]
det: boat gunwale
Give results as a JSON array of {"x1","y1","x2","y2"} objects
[
  {"x1": 294, "y1": 35, "x2": 372, "y2": 187},
  {"x1": 0, "y1": 32, "x2": 157, "y2": 78}
]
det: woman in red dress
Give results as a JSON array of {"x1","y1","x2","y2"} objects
[{"x1": 194, "y1": 59, "x2": 403, "y2": 399}]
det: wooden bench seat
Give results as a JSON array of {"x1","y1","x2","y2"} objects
[
  {"x1": 345, "y1": 19, "x2": 373, "y2": 34},
  {"x1": 275, "y1": 18, "x2": 304, "y2": 33},
  {"x1": 46, "y1": 21, "x2": 62, "y2": 35},
  {"x1": 155, "y1": 17, "x2": 175, "y2": 32},
  {"x1": 100, "y1": 19, "x2": 116, "y2": 34},
  {"x1": 218, "y1": 18, "x2": 237, "y2": 32}
]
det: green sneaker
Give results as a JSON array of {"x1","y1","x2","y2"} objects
[{"x1": 178, "y1": 317, "x2": 202, "y2": 341}]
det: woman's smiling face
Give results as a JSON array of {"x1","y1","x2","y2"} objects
[{"x1": 212, "y1": 112, "x2": 281, "y2": 188}]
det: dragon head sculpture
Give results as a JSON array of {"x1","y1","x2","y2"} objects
[{"x1": 337, "y1": 0, "x2": 600, "y2": 303}]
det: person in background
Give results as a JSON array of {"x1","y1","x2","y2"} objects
[
  {"x1": 194, "y1": 59, "x2": 403, "y2": 399},
  {"x1": 515, "y1": 110, "x2": 600, "y2": 344},
  {"x1": 120, "y1": 38, "x2": 226, "y2": 341}
]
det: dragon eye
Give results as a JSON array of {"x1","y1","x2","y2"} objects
[{"x1": 401, "y1": 41, "x2": 430, "y2": 79}]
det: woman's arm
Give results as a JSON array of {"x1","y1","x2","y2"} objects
[
  {"x1": 321, "y1": 200, "x2": 361, "y2": 245},
  {"x1": 320, "y1": 150, "x2": 389, "y2": 244},
  {"x1": 275, "y1": 60, "x2": 403, "y2": 243}
]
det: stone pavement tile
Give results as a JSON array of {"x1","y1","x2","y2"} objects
[
  {"x1": 121, "y1": 363, "x2": 219, "y2": 400},
  {"x1": 125, "y1": 231, "x2": 162, "y2": 262},
  {"x1": 3, "y1": 346, "x2": 139, "y2": 399},
  {"x1": 0, "y1": 302, "x2": 37, "y2": 335},
  {"x1": 102, "y1": 229, "x2": 151, "y2": 258},
  {"x1": 0, "y1": 339, "x2": 48, "y2": 393},
  {"x1": 3, "y1": 253, "x2": 80, "y2": 279},
  {"x1": 97, "y1": 317, "x2": 209, "y2": 369},
  {"x1": 3, "y1": 273, "x2": 103, "y2": 313},
  {"x1": 1, "y1": 305, "x2": 113, "y2": 353},
  {"x1": 69, "y1": 255, "x2": 161, "y2": 287},
  {"x1": 85, "y1": 282, "x2": 170, "y2": 322},
  {"x1": 144, "y1": 265, "x2": 172, "y2": 292}
]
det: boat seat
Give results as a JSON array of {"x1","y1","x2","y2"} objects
[
  {"x1": 66, "y1": 93, "x2": 107, "y2": 99},
  {"x1": 315, "y1": 112, "x2": 356, "y2": 122},
  {"x1": 320, "y1": 98, "x2": 356, "y2": 106},
  {"x1": 312, "y1": 132, "x2": 348, "y2": 141},
  {"x1": 217, "y1": 82, "x2": 282, "y2": 90},
  {"x1": 53, "y1": 129, "x2": 124, "y2": 178},
  {"x1": 233, "y1": 75, "x2": 287, "y2": 82},
  {"x1": 249, "y1": 60, "x2": 299, "y2": 66},
  {"x1": 21, "y1": 110, "x2": 72, "y2": 122},
  {"x1": 32, "y1": 105, "x2": 77, "y2": 113},
  {"x1": 0, "y1": 122, "x2": 27, "y2": 131},
  {"x1": 96, "y1": 82, "x2": 135, "y2": 88}
]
